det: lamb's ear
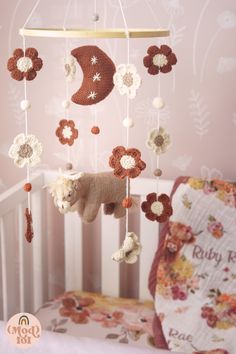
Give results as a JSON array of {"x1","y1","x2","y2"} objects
[{"x1": 73, "y1": 179, "x2": 81, "y2": 191}]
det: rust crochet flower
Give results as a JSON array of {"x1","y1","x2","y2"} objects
[
  {"x1": 141, "y1": 192, "x2": 173, "y2": 222},
  {"x1": 143, "y1": 45, "x2": 177, "y2": 75},
  {"x1": 109, "y1": 146, "x2": 146, "y2": 179},
  {"x1": 56, "y1": 119, "x2": 78, "y2": 146},
  {"x1": 7, "y1": 48, "x2": 43, "y2": 81}
]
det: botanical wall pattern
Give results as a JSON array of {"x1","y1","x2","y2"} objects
[{"x1": 1, "y1": 0, "x2": 236, "y2": 191}]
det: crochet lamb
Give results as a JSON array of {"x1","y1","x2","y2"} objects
[{"x1": 49, "y1": 171, "x2": 126, "y2": 223}]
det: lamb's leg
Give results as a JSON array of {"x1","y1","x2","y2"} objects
[
  {"x1": 113, "y1": 202, "x2": 126, "y2": 219},
  {"x1": 104, "y1": 203, "x2": 115, "y2": 215},
  {"x1": 82, "y1": 203, "x2": 100, "y2": 223},
  {"x1": 76, "y1": 198, "x2": 86, "y2": 218}
]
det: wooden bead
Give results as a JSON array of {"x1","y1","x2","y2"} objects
[
  {"x1": 91, "y1": 126, "x2": 100, "y2": 135},
  {"x1": 154, "y1": 168, "x2": 162, "y2": 177},
  {"x1": 66, "y1": 162, "x2": 73, "y2": 170},
  {"x1": 122, "y1": 197, "x2": 133, "y2": 208},
  {"x1": 24, "y1": 183, "x2": 32, "y2": 192}
]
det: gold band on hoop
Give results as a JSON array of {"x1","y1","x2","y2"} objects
[{"x1": 19, "y1": 27, "x2": 170, "y2": 39}]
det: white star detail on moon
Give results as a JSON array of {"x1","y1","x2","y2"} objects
[
  {"x1": 87, "y1": 91, "x2": 97, "y2": 100},
  {"x1": 93, "y1": 72, "x2": 102, "y2": 82},
  {"x1": 91, "y1": 56, "x2": 98, "y2": 65}
]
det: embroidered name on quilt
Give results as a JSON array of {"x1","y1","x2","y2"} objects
[
  {"x1": 192, "y1": 244, "x2": 236, "y2": 267},
  {"x1": 168, "y1": 328, "x2": 193, "y2": 343}
]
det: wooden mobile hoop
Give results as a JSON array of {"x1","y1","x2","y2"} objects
[{"x1": 19, "y1": 27, "x2": 170, "y2": 39}]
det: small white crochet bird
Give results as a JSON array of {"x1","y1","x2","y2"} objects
[{"x1": 112, "y1": 232, "x2": 142, "y2": 264}]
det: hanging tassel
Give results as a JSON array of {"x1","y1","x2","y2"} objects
[{"x1": 25, "y1": 207, "x2": 34, "y2": 243}]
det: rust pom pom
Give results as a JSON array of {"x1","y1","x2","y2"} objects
[
  {"x1": 91, "y1": 126, "x2": 100, "y2": 135},
  {"x1": 24, "y1": 183, "x2": 32, "y2": 192},
  {"x1": 122, "y1": 197, "x2": 133, "y2": 208}
]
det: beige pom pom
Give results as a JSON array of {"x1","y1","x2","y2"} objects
[
  {"x1": 66, "y1": 162, "x2": 73, "y2": 170},
  {"x1": 154, "y1": 168, "x2": 162, "y2": 177},
  {"x1": 152, "y1": 97, "x2": 165, "y2": 109}
]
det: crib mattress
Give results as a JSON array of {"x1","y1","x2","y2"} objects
[{"x1": 35, "y1": 290, "x2": 156, "y2": 349}]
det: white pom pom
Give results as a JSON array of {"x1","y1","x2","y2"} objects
[
  {"x1": 20, "y1": 99, "x2": 31, "y2": 111},
  {"x1": 152, "y1": 97, "x2": 165, "y2": 109},
  {"x1": 122, "y1": 117, "x2": 134, "y2": 128},
  {"x1": 62, "y1": 100, "x2": 70, "y2": 109},
  {"x1": 92, "y1": 13, "x2": 99, "y2": 21}
]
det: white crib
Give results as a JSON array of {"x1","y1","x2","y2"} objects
[{"x1": 0, "y1": 170, "x2": 173, "y2": 322}]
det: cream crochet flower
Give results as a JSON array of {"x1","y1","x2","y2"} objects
[
  {"x1": 63, "y1": 55, "x2": 76, "y2": 82},
  {"x1": 8, "y1": 133, "x2": 43, "y2": 168},
  {"x1": 146, "y1": 127, "x2": 171, "y2": 155},
  {"x1": 113, "y1": 64, "x2": 141, "y2": 99},
  {"x1": 112, "y1": 232, "x2": 142, "y2": 264}
]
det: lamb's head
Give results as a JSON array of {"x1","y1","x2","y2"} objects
[{"x1": 48, "y1": 175, "x2": 82, "y2": 214}]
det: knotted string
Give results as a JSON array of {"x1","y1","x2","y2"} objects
[
  {"x1": 21, "y1": 0, "x2": 41, "y2": 240},
  {"x1": 62, "y1": 0, "x2": 73, "y2": 165},
  {"x1": 118, "y1": 0, "x2": 130, "y2": 235}
]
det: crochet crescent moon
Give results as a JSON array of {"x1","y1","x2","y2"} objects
[{"x1": 71, "y1": 45, "x2": 116, "y2": 105}]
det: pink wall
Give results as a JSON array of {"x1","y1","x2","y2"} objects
[{"x1": 1, "y1": 0, "x2": 236, "y2": 192}]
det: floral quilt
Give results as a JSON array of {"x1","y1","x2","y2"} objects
[
  {"x1": 36, "y1": 291, "x2": 155, "y2": 349},
  {"x1": 155, "y1": 178, "x2": 236, "y2": 353}
]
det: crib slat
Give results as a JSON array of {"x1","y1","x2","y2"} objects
[
  {"x1": 139, "y1": 197, "x2": 159, "y2": 300},
  {"x1": 64, "y1": 213, "x2": 83, "y2": 291},
  {"x1": 0, "y1": 218, "x2": 8, "y2": 320},
  {"x1": 31, "y1": 190, "x2": 44, "y2": 312},
  {"x1": 18, "y1": 204, "x2": 25, "y2": 312},
  {"x1": 101, "y1": 214, "x2": 120, "y2": 297}
]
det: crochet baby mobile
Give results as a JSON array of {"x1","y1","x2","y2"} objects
[{"x1": 7, "y1": 4, "x2": 177, "y2": 264}]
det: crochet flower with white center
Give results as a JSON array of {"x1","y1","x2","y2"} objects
[
  {"x1": 109, "y1": 146, "x2": 146, "y2": 179},
  {"x1": 7, "y1": 48, "x2": 43, "y2": 81},
  {"x1": 141, "y1": 193, "x2": 173, "y2": 223},
  {"x1": 63, "y1": 55, "x2": 76, "y2": 82},
  {"x1": 143, "y1": 45, "x2": 177, "y2": 75},
  {"x1": 113, "y1": 64, "x2": 141, "y2": 99},
  {"x1": 112, "y1": 232, "x2": 142, "y2": 264},
  {"x1": 146, "y1": 127, "x2": 171, "y2": 155},
  {"x1": 8, "y1": 133, "x2": 43, "y2": 168}
]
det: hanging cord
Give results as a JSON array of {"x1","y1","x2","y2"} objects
[
  {"x1": 93, "y1": 0, "x2": 98, "y2": 172},
  {"x1": 118, "y1": 0, "x2": 130, "y2": 64},
  {"x1": 62, "y1": 0, "x2": 73, "y2": 30},
  {"x1": 22, "y1": 0, "x2": 41, "y2": 29},
  {"x1": 156, "y1": 77, "x2": 161, "y2": 196},
  {"x1": 21, "y1": 0, "x2": 41, "y2": 212},
  {"x1": 62, "y1": 0, "x2": 73, "y2": 165},
  {"x1": 118, "y1": 0, "x2": 130, "y2": 234},
  {"x1": 20, "y1": 0, "x2": 41, "y2": 225}
]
